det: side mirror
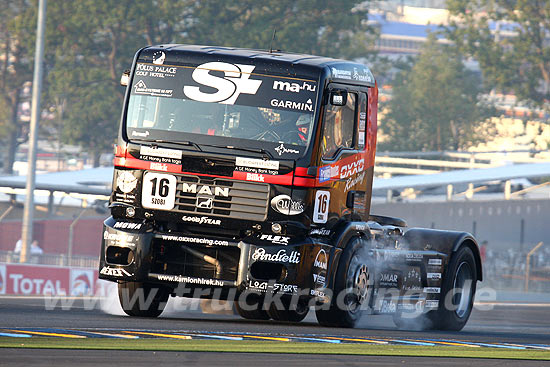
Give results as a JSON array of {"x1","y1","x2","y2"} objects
[
  {"x1": 329, "y1": 89, "x2": 348, "y2": 106},
  {"x1": 120, "y1": 69, "x2": 130, "y2": 86}
]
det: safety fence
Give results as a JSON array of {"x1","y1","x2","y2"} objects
[
  {"x1": 482, "y1": 242, "x2": 550, "y2": 292},
  {"x1": 0, "y1": 251, "x2": 98, "y2": 269}
]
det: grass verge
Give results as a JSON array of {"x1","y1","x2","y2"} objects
[{"x1": 0, "y1": 338, "x2": 549, "y2": 360}]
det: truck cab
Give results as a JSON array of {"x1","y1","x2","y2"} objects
[{"x1": 100, "y1": 45, "x2": 481, "y2": 330}]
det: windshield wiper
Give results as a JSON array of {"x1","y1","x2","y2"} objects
[
  {"x1": 130, "y1": 138, "x2": 273, "y2": 159},
  {"x1": 130, "y1": 138, "x2": 202, "y2": 152},
  {"x1": 201, "y1": 143, "x2": 274, "y2": 160}
]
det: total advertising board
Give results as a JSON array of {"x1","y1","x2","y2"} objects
[{"x1": 0, "y1": 263, "x2": 97, "y2": 296}]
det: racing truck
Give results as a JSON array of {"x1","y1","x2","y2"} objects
[{"x1": 99, "y1": 44, "x2": 482, "y2": 330}]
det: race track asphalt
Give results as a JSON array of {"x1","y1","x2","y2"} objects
[{"x1": 0, "y1": 294, "x2": 549, "y2": 366}]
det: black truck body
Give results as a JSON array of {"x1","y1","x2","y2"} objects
[{"x1": 99, "y1": 45, "x2": 481, "y2": 329}]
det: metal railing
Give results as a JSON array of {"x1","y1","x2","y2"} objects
[{"x1": 0, "y1": 251, "x2": 98, "y2": 268}]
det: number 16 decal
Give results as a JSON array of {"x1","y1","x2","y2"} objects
[
  {"x1": 142, "y1": 172, "x2": 177, "y2": 210},
  {"x1": 313, "y1": 190, "x2": 330, "y2": 223}
]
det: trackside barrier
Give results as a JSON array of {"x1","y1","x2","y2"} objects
[
  {"x1": 525, "y1": 242, "x2": 544, "y2": 291},
  {"x1": 0, "y1": 262, "x2": 100, "y2": 296}
]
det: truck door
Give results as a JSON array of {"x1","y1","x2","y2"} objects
[{"x1": 314, "y1": 85, "x2": 368, "y2": 226}]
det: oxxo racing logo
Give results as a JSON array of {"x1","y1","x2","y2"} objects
[
  {"x1": 183, "y1": 62, "x2": 262, "y2": 104},
  {"x1": 340, "y1": 158, "x2": 364, "y2": 179}
]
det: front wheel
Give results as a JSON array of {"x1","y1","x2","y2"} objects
[
  {"x1": 316, "y1": 237, "x2": 372, "y2": 328},
  {"x1": 234, "y1": 293, "x2": 270, "y2": 320},
  {"x1": 430, "y1": 246, "x2": 478, "y2": 331},
  {"x1": 117, "y1": 281, "x2": 170, "y2": 317},
  {"x1": 267, "y1": 297, "x2": 309, "y2": 323}
]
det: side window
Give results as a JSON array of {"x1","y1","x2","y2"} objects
[
  {"x1": 321, "y1": 92, "x2": 356, "y2": 159},
  {"x1": 358, "y1": 92, "x2": 367, "y2": 150}
]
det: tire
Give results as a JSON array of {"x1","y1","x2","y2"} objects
[
  {"x1": 315, "y1": 237, "x2": 372, "y2": 328},
  {"x1": 267, "y1": 297, "x2": 309, "y2": 323},
  {"x1": 429, "y1": 246, "x2": 478, "y2": 331},
  {"x1": 234, "y1": 293, "x2": 270, "y2": 320},
  {"x1": 392, "y1": 305, "x2": 434, "y2": 331},
  {"x1": 118, "y1": 281, "x2": 170, "y2": 317}
]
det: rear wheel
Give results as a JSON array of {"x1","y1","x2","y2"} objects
[
  {"x1": 316, "y1": 237, "x2": 372, "y2": 328},
  {"x1": 118, "y1": 281, "x2": 170, "y2": 317},
  {"x1": 429, "y1": 246, "x2": 477, "y2": 331}
]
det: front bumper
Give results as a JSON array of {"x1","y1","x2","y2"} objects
[{"x1": 99, "y1": 217, "x2": 333, "y2": 299}]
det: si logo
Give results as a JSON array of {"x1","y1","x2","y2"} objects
[{"x1": 183, "y1": 62, "x2": 262, "y2": 104}]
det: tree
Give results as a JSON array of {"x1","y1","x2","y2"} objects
[
  {"x1": 380, "y1": 35, "x2": 488, "y2": 152},
  {"x1": 185, "y1": 0, "x2": 375, "y2": 60},
  {"x1": 446, "y1": 0, "x2": 550, "y2": 106},
  {"x1": 0, "y1": 1, "x2": 36, "y2": 174},
  {"x1": 45, "y1": 0, "x2": 192, "y2": 166}
]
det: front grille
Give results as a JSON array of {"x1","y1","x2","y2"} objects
[
  {"x1": 152, "y1": 241, "x2": 240, "y2": 281},
  {"x1": 172, "y1": 174, "x2": 269, "y2": 221}
]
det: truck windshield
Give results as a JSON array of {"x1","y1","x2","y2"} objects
[
  {"x1": 127, "y1": 95, "x2": 313, "y2": 146},
  {"x1": 125, "y1": 61, "x2": 318, "y2": 155}
]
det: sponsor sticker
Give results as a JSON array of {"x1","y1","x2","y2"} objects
[
  {"x1": 319, "y1": 166, "x2": 331, "y2": 183},
  {"x1": 183, "y1": 62, "x2": 262, "y2": 105},
  {"x1": 309, "y1": 228, "x2": 331, "y2": 236},
  {"x1": 246, "y1": 173, "x2": 265, "y2": 182},
  {"x1": 314, "y1": 249, "x2": 328, "y2": 271},
  {"x1": 152, "y1": 51, "x2": 166, "y2": 65},
  {"x1": 406, "y1": 253, "x2": 424, "y2": 261},
  {"x1": 274, "y1": 143, "x2": 299, "y2": 156},
  {"x1": 140, "y1": 145, "x2": 182, "y2": 161},
  {"x1": 133, "y1": 79, "x2": 173, "y2": 97},
  {"x1": 113, "y1": 222, "x2": 143, "y2": 230},
  {"x1": 271, "y1": 195, "x2": 305, "y2": 215},
  {"x1": 425, "y1": 300, "x2": 439, "y2": 308},
  {"x1": 100, "y1": 267, "x2": 132, "y2": 277},
  {"x1": 154, "y1": 274, "x2": 225, "y2": 286},
  {"x1": 380, "y1": 272, "x2": 399, "y2": 288},
  {"x1": 340, "y1": 158, "x2": 364, "y2": 179},
  {"x1": 428, "y1": 259, "x2": 443, "y2": 266},
  {"x1": 423, "y1": 287, "x2": 441, "y2": 294},
  {"x1": 259, "y1": 234, "x2": 290, "y2": 245},
  {"x1": 150, "y1": 162, "x2": 168, "y2": 171},
  {"x1": 103, "y1": 231, "x2": 136, "y2": 247},
  {"x1": 270, "y1": 98, "x2": 314, "y2": 112},
  {"x1": 136, "y1": 62, "x2": 177, "y2": 78},
  {"x1": 116, "y1": 171, "x2": 138, "y2": 194},
  {"x1": 160, "y1": 234, "x2": 229, "y2": 246},
  {"x1": 272, "y1": 80, "x2": 316, "y2": 93},
  {"x1": 141, "y1": 172, "x2": 177, "y2": 210},
  {"x1": 236, "y1": 157, "x2": 279, "y2": 171},
  {"x1": 181, "y1": 215, "x2": 222, "y2": 226},
  {"x1": 332, "y1": 67, "x2": 352, "y2": 79},
  {"x1": 248, "y1": 281, "x2": 299, "y2": 294},
  {"x1": 313, "y1": 191, "x2": 330, "y2": 224},
  {"x1": 427, "y1": 272, "x2": 442, "y2": 280},
  {"x1": 251, "y1": 248, "x2": 300, "y2": 264}
]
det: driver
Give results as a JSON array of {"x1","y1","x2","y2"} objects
[{"x1": 296, "y1": 114, "x2": 312, "y2": 143}]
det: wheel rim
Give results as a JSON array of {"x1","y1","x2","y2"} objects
[
  {"x1": 453, "y1": 261, "x2": 473, "y2": 318},
  {"x1": 344, "y1": 258, "x2": 369, "y2": 313},
  {"x1": 354, "y1": 264, "x2": 369, "y2": 304}
]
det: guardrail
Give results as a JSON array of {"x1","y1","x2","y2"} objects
[{"x1": 0, "y1": 251, "x2": 98, "y2": 268}]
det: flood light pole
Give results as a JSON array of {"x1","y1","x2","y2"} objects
[{"x1": 21, "y1": 0, "x2": 47, "y2": 263}]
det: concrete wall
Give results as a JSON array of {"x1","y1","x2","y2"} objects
[{"x1": 371, "y1": 198, "x2": 549, "y2": 251}]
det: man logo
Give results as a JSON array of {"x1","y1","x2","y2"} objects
[
  {"x1": 196, "y1": 196, "x2": 213, "y2": 210},
  {"x1": 183, "y1": 62, "x2": 262, "y2": 105}
]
